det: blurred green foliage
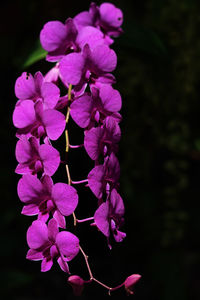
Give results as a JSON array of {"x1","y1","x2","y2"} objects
[{"x1": 1, "y1": 0, "x2": 200, "y2": 299}]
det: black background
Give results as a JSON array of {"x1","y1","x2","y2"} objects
[{"x1": 1, "y1": 0, "x2": 200, "y2": 299}]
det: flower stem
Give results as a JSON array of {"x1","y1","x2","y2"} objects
[
  {"x1": 79, "y1": 245, "x2": 124, "y2": 295},
  {"x1": 79, "y1": 245, "x2": 93, "y2": 280},
  {"x1": 65, "y1": 84, "x2": 124, "y2": 294},
  {"x1": 71, "y1": 179, "x2": 88, "y2": 185},
  {"x1": 76, "y1": 217, "x2": 94, "y2": 223},
  {"x1": 65, "y1": 130, "x2": 69, "y2": 152},
  {"x1": 69, "y1": 144, "x2": 84, "y2": 148}
]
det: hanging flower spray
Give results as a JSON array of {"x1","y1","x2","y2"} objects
[{"x1": 13, "y1": 2, "x2": 141, "y2": 295}]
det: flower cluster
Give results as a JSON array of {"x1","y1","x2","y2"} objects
[{"x1": 13, "y1": 2, "x2": 141, "y2": 295}]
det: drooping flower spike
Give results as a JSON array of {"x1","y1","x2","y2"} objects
[
  {"x1": 26, "y1": 219, "x2": 79, "y2": 272},
  {"x1": 13, "y1": 1, "x2": 141, "y2": 296}
]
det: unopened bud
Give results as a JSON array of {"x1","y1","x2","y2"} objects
[
  {"x1": 68, "y1": 275, "x2": 84, "y2": 296},
  {"x1": 124, "y1": 274, "x2": 141, "y2": 295}
]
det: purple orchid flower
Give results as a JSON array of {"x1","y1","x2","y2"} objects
[
  {"x1": 73, "y1": 2, "x2": 99, "y2": 30},
  {"x1": 69, "y1": 85, "x2": 121, "y2": 129},
  {"x1": 59, "y1": 43, "x2": 117, "y2": 88},
  {"x1": 94, "y1": 188, "x2": 126, "y2": 247},
  {"x1": 98, "y1": 2, "x2": 123, "y2": 37},
  {"x1": 15, "y1": 71, "x2": 60, "y2": 109},
  {"x1": 13, "y1": 99, "x2": 66, "y2": 140},
  {"x1": 40, "y1": 17, "x2": 108, "y2": 62},
  {"x1": 15, "y1": 136, "x2": 60, "y2": 176},
  {"x1": 74, "y1": 2, "x2": 123, "y2": 38},
  {"x1": 17, "y1": 174, "x2": 78, "y2": 228},
  {"x1": 84, "y1": 116, "x2": 121, "y2": 160},
  {"x1": 40, "y1": 18, "x2": 78, "y2": 62},
  {"x1": 88, "y1": 152, "x2": 120, "y2": 199},
  {"x1": 26, "y1": 219, "x2": 79, "y2": 272}
]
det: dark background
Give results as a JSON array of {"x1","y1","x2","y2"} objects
[{"x1": 1, "y1": 0, "x2": 200, "y2": 299}]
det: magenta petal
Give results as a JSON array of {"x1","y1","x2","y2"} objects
[
  {"x1": 113, "y1": 229, "x2": 126, "y2": 242},
  {"x1": 15, "y1": 164, "x2": 32, "y2": 175},
  {"x1": 44, "y1": 65, "x2": 60, "y2": 83},
  {"x1": 17, "y1": 174, "x2": 44, "y2": 204},
  {"x1": 99, "y1": 3, "x2": 123, "y2": 28},
  {"x1": 15, "y1": 72, "x2": 36, "y2": 100},
  {"x1": 15, "y1": 137, "x2": 36, "y2": 164},
  {"x1": 13, "y1": 100, "x2": 36, "y2": 129},
  {"x1": 94, "y1": 202, "x2": 110, "y2": 237},
  {"x1": 41, "y1": 257, "x2": 53, "y2": 272},
  {"x1": 34, "y1": 71, "x2": 44, "y2": 92},
  {"x1": 57, "y1": 256, "x2": 69, "y2": 273},
  {"x1": 48, "y1": 218, "x2": 59, "y2": 242},
  {"x1": 41, "y1": 82, "x2": 60, "y2": 109},
  {"x1": 88, "y1": 165, "x2": 104, "y2": 199},
  {"x1": 39, "y1": 144, "x2": 60, "y2": 176},
  {"x1": 106, "y1": 152, "x2": 120, "y2": 183},
  {"x1": 27, "y1": 220, "x2": 49, "y2": 249},
  {"x1": 124, "y1": 274, "x2": 141, "y2": 294},
  {"x1": 76, "y1": 26, "x2": 104, "y2": 50},
  {"x1": 53, "y1": 210, "x2": 66, "y2": 229},
  {"x1": 84, "y1": 127, "x2": 104, "y2": 160},
  {"x1": 38, "y1": 212, "x2": 49, "y2": 223},
  {"x1": 40, "y1": 21, "x2": 67, "y2": 52},
  {"x1": 59, "y1": 53, "x2": 85, "y2": 85},
  {"x1": 41, "y1": 175, "x2": 53, "y2": 193},
  {"x1": 52, "y1": 183, "x2": 78, "y2": 216},
  {"x1": 56, "y1": 231, "x2": 79, "y2": 261},
  {"x1": 42, "y1": 109, "x2": 66, "y2": 140},
  {"x1": 104, "y1": 117, "x2": 121, "y2": 144},
  {"x1": 21, "y1": 204, "x2": 39, "y2": 216},
  {"x1": 26, "y1": 249, "x2": 43, "y2": 261},
  {"x1": 110, "y1": 189, "x2": 125, "y2": 216},
  {"x1": 70, "y1": 94, "x2": 93, "y2": 128},
  {"x1": 91, "y1": 45, "x2": 117, "y2": 73},
  {"x1": 74, "y1": 11, "x2": 92, "y2": 28},
  {"x1": 100, "y1": 85, "x2": 122, "y2": 112}
]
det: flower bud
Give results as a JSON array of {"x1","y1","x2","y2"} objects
[
  {"x1": 68, "y1": 275, "x2": 84, "y2": 296},
  {"x1": 124, "y1": 274, "x2": 141, "y2": 295}
]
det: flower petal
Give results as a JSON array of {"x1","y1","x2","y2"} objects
[
  {"x1": 52, "y1": 183, "x2": 78, "y2": 216},
  {"x1": 15, "y1": 72, "x2": 36, "y2": 100},
  {"x1": 13, "y1": 100, "x2": 36, "y2": 129},
  {"x1": 59, "y1": 52, "x2": 85, "y2": 85},
  {"x1": 56, "y1": 231, "x2": 79, "y2": 261},
  {"x1": 53, "y1": 210, "x2": 66, "y2": 229},
  {"x1": 21, "y1": 204, "x2": 39, "y2": 216},
  {"x1": 41, "y1": 82, "x2": 60, "y2": 109},
  {"x1": 84, "y1": 126, "x2": 104, "y2": 160},
  {"x1": 91, "y1": 45, "x2": 117, "y2": 74},
  {"x1": 74, "y1": 11, "x2": 93, "y2": 28},
  {"x1": 99, "y1": 85, "x2": 122, "y2": 112},
  {"x1": 39, "y1": 144, "x2": 60, "y2": 176},
  {"x1": 57, "y1": 257, "x2": 69, "y2": 273},
  {"x1": 48, "y1": 218, "x2": 59, "y2": 242},
  {"x1": 15, "y1": 137, "x2": 36, "y2": 164},
  {"x1": 17, "y1": 174, "x2": 44, "y2": 204},
  {"x1": 70, "y1": 94, "x2": 93, "y2": 128},
  {"x1": 26, "y1": 249, "x2": 43, "y2": 261},
  {"x1": 40, "y1": 21, "x2": 67, "y2": 52},
  {"x1": 110, "y1": 189, "x2": 125, "y2": 216},
  {"x1": 94, "y1": 202, "x2": 110, "y2": 237},
  {"x1": 99, "y1": 3, "x2": 123, "y2": 28},
  {"x1": 41, "y1": 109, "x2": 66, "y2": 140},
  {"x1": 76, "y1": 26, "x2": 104, "y2": 50},
  {"x1": 27, "y1": 220, "x2": 49, "y2": 249},
  {"x1": 41, "y1": 257, "x2": 53, "y2": 272},
  {"x1": 88, "y1": 165, "x2": 105, "y2": 199}
]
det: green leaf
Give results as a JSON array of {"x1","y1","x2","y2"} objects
[
  {"x1": 22, "y1": 41, "x2": 47, "y2": 68},
  {"x1": 117, "y1": 21, "x2": 167, "y2": 56}
]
